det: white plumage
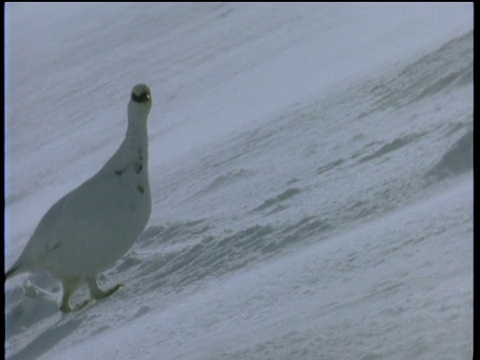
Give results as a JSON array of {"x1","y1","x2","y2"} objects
[{"x1": 6, "y1": 83, "x2": 153, "y2": 312}]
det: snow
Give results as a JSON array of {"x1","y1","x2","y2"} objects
[{"x1": 5, "y1": 3, "x2": 472, "y2": 360}]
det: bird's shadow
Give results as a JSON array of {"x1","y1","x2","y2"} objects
[
  {"x1": 7, "y1": 316, "x2": 83, "y2": 360},
  {"x1": 5, "y1": 277, "x2": 85, "y2": 360}
]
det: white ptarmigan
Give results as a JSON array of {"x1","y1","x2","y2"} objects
[{"x1": 5, "y1": 83, "x2": 153, "y2": 313}]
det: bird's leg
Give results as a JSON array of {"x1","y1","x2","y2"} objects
[
  {"x1": 87, "y1": 277, "x2": 123, "y2": 300},
  {"x1": 60, "y1": 278, "x2": 89, "y2": 313},
  {"x1": 60, "y1": 280, "x2": 75, "y2": 313}
]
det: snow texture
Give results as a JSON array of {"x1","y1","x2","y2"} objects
[{"x1": 5, "y1": 3, "x2": 472, "y2": 360}]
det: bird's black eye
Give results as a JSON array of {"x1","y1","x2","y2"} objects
[{"x1": 131, "y1": 91, "x2": 151, "y2": 103}]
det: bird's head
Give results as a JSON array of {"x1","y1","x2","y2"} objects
[{"x1": 128, "y1": 83, "x2": 152, "y2": 121}]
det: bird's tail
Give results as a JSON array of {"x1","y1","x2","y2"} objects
[{"x1": 5, "y1": 262, "x2": 22, "y2": 281}]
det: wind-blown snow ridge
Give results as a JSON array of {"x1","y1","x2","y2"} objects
[{"x1": 92, "y1": 28, "x2": 473, "y2": 307}]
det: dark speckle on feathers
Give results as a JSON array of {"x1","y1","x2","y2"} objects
[{"x1": 134, "y1": 163, "x2": 143, "y2": 174}]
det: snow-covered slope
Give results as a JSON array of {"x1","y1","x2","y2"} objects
[{"x1": 5, "y1": 3, "x2": 472, "y2": 360}]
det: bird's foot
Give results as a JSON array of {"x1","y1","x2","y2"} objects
[
  {"x1": 93, "y1": 283, "x2": 124, "y2": 300},
  {"x1": 87, "y1": 277, "x2": 124, "y2": 301},
  {"x1": 60, "y1": 299, "x2": 91, "y2": 314}
]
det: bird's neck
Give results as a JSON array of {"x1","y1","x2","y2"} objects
[
  {"x1": 98, "y1": 116, "x2": 149, "y2": 176},
  {"x1": 125, "y1": 121, "x2": 148, "y2": 150}
]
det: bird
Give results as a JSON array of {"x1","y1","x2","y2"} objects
[{"x1": 5, "y1": 83, "x2": 153, "y2": 313}]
